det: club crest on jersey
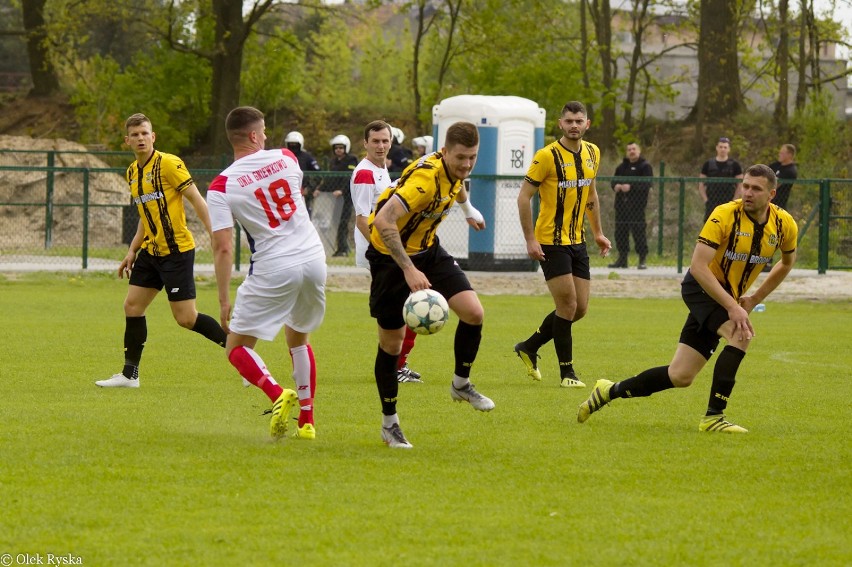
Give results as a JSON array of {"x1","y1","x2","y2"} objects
[
  {"x1": 586, "y1": 158, "x2": 595, "y2": 169},
  {"x1": 768, "y1": 234, "x2": 779, "y2": 246}
]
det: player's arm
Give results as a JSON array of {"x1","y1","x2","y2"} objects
[
  {"x1": 585, "y1": 179, "x2": 612, "y2": 257},
  {"x1": 456, "y1": 182, "x2": 485, "y2": 231},
  {"x1": 689, "y1": 242, "x2": 753, "y2": 340},
  {"x1": 183, "y1": 183, "x2": 214, "y2": 238},
  {"x1": 698, "y1": 173, "x2": 708, "y2": 202},
  {"x1": 119, "y1": 219, "x2": 144, "y2": 279},
  {"x1": 733, "y1": 173, "x2": 745, "y2": 200},
  {"x1": 211, "y1": 227, "x2": 234, "y2": 333},
  {"x1": 517, "y1": 179, "x2": 544, "y2": 260},
  {"x1": 373, "y1": 196, "x2": 430, "y2": 291},
  {"x1": 351, "y1": 173, "x2": 375, "y2": 240},
  {"x1": 739, "y1": 249, "x2": 797, "y2": 312}
]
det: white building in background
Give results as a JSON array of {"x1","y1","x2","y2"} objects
[{"x1": 611, "y1": 11, "x2": 849, "y2": 121}]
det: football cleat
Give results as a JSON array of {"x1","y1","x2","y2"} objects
[
  {"x1": 513, "y1": 343, "x2": 541, "y2": 381},
  {"x1": 382, "y1": 423, "x2": 413, "y2": 449},
  {"x1": 95, "y1": 373, "x2": 139, "y2": 388},
  {"x1": 269, "y1": 389, "x2": 299, "y2": 440},
  {"x1": 577, "y1": 379, "x2": 614, "y2": 423},
  {"x1": 450, "y1": 383, "x2": 495, "y2": 412},
  {"x1": 397, "y1": 364, "x2": 423, "y2": 383},
  {"x1": 293, "y1": 422, "x2": 316, "y2": 440},
  {"x1": 560, "y1": 377, "x2": 586, "y2": 388},
  {"x1": 699, "y1": 415, "x2": 748, "y2": 433}
]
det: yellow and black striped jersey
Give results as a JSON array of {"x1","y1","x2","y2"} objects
[
  {"x1": 525, "y1": 139, "x2": 600, "y2": 245},
  {"x1": 369, "y1": 153, "x2": 460, "y2": 255},
  {"x1": 697, "y1": 200, "x2": 798, "y2": 299},
  {"x1": 126, "y1": 150, "x2": 196, "y2": 256}
]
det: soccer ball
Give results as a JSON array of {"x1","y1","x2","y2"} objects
[{"x1": 403, "y1": 289, "x2": 450, "y2": 335}]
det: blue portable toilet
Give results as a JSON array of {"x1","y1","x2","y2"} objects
[{"x1": 432, "y1": 94, "x2": 545, "y2": 271}]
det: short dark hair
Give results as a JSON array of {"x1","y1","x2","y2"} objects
[
  {"x1": 444, "y1": 121, "x2": 478, "y2": 149},
  {"x1": 745, "y1": 164, "x2": 777, "y2": 188},
  {"x1": 225, "y1": 106, "x2": 264, "y2": 145},
  {"x1": 561, "y1": 101, "x2": 587, "y2": 116},
  {"x1": 125, "y1": 113, "x2": 151, "y2": 132},
  {"x1": 718, "y1": 137, "x2": 731, "y2": 144},
  {"x1": 364, "y1": 120, "x2": 392, "y2": 141}
]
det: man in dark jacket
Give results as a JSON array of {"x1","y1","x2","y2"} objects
[
  {"x1": 609, "y1": 142, "x2": 653, "y2": 269},
  {"x1": 284, "y1": 131, "x2": 321, "y2": 215}
]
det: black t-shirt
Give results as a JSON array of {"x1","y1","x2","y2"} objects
[
  {"x1": 701, "y1": 158, "x2": 742, "y2": 205},
  {"x1": 769, "y1": 160, "x2": 797, "y2": 210}
]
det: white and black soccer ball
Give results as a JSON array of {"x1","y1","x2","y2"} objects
[{"x1": 403, "y1": 289, "x2": 450, "y2": 335}]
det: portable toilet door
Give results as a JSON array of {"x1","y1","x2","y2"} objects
[{"x1": 433, "y1": 94, "x2": 545, "y2": 271}]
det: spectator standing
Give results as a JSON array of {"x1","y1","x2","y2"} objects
[
  {"x1": 387, "y1": 126, "x2": 413, "y2": 173},
  {"x1": 412, "y1": 136, "x2": 434, "y2": 159},
  {"x1": 769, "y1": 144, "x2": 798, "y2": 210},
  {"x1": 317, "y1": 134, "x2": 358, "y2": 257},
  {"x1": 284, "y1": 130, "x2": 321, "y2": 215},
  {"x1": 608, "y1": 142, "x2": 653, "y2": 269},
  {"x1": 96, "y1": 113, "x2": 226, "y2": 388},
  {"x1": 699, "y1": 137, "x2": 743, "y2": 221}
]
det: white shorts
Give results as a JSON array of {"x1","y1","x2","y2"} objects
[{"x1": 230, "y1": 257, "x2": 327, "y2": 341}]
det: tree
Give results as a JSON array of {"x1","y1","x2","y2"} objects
[
  {"x1": 689, "y1": 0, "x2": 744, "y2": 148},
  {"x1": 21, "y1": 0, "x2": 59, "y2": 97},
  {"x1": 585, "y1": 0, "x2": 616, "y2": 150},
  {"x1": 773, "y1": 0, "x2": 790, "y2": 127}
]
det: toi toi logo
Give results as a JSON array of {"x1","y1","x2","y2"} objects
[{"x1": 510, "y1": 148, "x2": 525, "y2": 170}]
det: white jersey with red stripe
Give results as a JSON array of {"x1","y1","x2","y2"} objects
[
  {"x1": 208, "y1": 148, "x2": 324, "y2": 274},
  {"x1": 350, "y1": 157, "x2": 392, "y2": 268}
]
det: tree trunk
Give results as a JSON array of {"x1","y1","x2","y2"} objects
[
  {"x1": 622, "y1": 0, "x2": 651, "y2": 130},
  {"x1": 690, "y1": 0, "x2": 743, "y2": 144},
  {"x1": 209, "y1": 0, "x2": 247, "y2": 157},
  {"x1": 21, "y1": 0, "x2": 60, "y2": 97},
  {"x1": 588, "y1": 0, "x2": 615, "y2": 150},
  {"x1": 794, "y1": 0, "x2": 809, "y2": 111},
  {"x1": 773, "y1": 0, "x2": 789, "y2": 126}
]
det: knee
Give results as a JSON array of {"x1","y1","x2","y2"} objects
[
  {"x1": 668, "y1": 368, "x2": 696, "y2": 388},
  {"x1": 459, "y1": 304, "x2": 484, "y2": 326},
  {"x1": 573, "y1": 305, "x2": 588, "y2": 321},
  {"x1": 175, "y1": 313, "x2": 197, "y2": 329}
]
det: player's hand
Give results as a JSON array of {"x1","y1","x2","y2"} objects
[
  {"x1": 219, "y1": 302, "x2": 232, "y2": 334},
  {"x1": 727, "y1": 303, "x2": 754, "y2": 341},
  {"x1": 333, "y1": 190, "x2": 342, "y2": 197},
  {"x1": 403, "y1": 266, "x2": 431, "y2": 292},
  {"x1": 118, "y1": 254, "x2": 134, "y2": 279},
  {"x1": 465, "y1": 216, "x2": 486, "y2": 231},
  {"x1": 595, "y1": 234, "x2": 612, "y2": 257},
  {"x1": 525, "y1": 239, "x2": 545, "y2": 261}
]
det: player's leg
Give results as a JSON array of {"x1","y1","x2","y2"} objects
[
  {"x1": 163, "y1": 250, "x2": 226, "y2": 346},
  {"x1": 547, "y1": 246, "x2": 589, "y2": 388},
  {"x1": 283, "y1": 258, "x2": 327, "y2": 439},
  {"x1": 428, "y1": 247, "x2": 494, "y2": 412},
  {"x1": 368, "y1": 250, "x2": 413, "y2": 448},
  {"x1": 97, "y1": 250, "x2": 161, "y2": 387},
  {"x1": 699, "y1": 320, "x2": 751, "y2": 433},
  {"x1": 396, "y1": 327, "x2": 423, "y2": 383}
]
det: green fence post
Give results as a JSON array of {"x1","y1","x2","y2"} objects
[
  {"x1": 657, "y1": 161, "x2": 665, "y2": 256},
  {"x1": 677, "y1": 177, "x2": 685, "y2": 274},
  {"x1": 45, "y1": 151, "x2": 55, "y2": 249},
  {"x1": 818, "y1": 179, "x2": 830, "y2": 274},
  {"x1": 82, "y1": 169, "x2": 90, "y2": 270}
]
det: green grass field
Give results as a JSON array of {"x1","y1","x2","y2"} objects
[{"x1": 1, "y1": 273, "x2": 849, "y2": 566}]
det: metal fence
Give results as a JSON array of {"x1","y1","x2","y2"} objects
[{"x1": 0, "y1": 155, "x2": 849, "y2": 273}]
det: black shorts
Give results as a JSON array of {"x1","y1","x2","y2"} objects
[
  {"x1": 678, "y1": 272, "x2": 729, "y2": 359},
  {"x1": 129, "y1": 249, "x2": 198, "y2": 302},
  {"x1": 367, "y1": 241, "x2": 473, "y2": 330},
  {"x1": 539, "y1": 244, "x2": 591, "y2": 281}
]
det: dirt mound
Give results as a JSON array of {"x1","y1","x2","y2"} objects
[{"x1": 0, "y1": 135, "x2": 128, "y2": 249}]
